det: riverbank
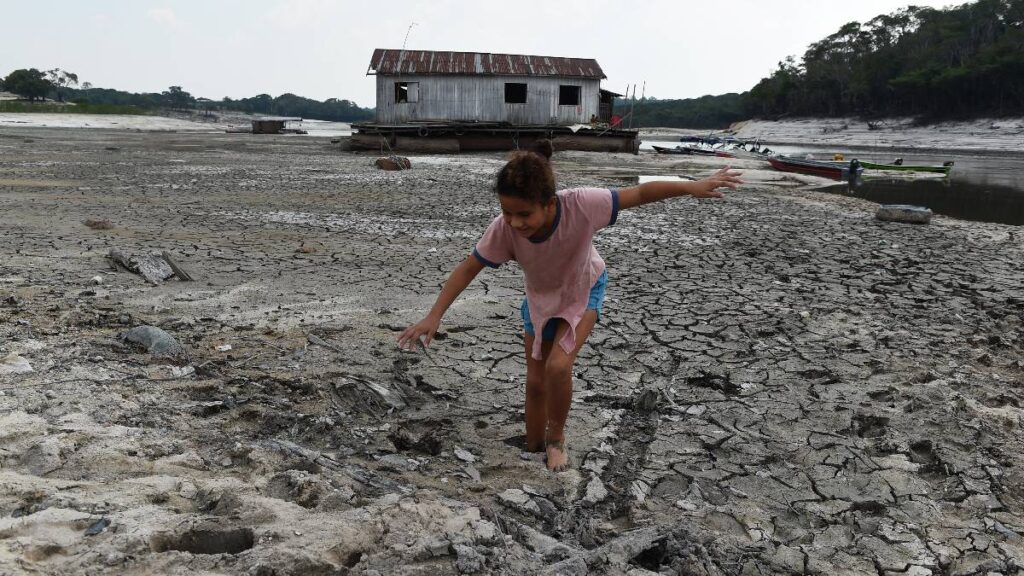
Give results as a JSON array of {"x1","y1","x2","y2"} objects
[
  {"x1": 730, "y1": 117, "x2": 1024, "y2": 154},
  {"x1": 1, "y1": 127, "x2": 1022, "y2": 574}
]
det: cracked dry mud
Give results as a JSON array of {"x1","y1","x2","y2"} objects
[{"x1": 1, "y1": 128, "x2": 1022, "y2": 575}]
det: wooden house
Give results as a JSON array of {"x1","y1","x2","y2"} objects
[
  {"x1": 366, "y1": 49, "x2": 617, "y2": 126},
  {"x1": 352, "y1": 49, "x2": 637, "y2": 153}
]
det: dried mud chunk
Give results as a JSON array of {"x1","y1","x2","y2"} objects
[
  {"x1": 265, "y1": 470, "x2": 328, "y2": 508},
  {"x1": 83, "y1": 219, "x2": 113, "y2": 230}
]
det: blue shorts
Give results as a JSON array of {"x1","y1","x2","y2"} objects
[{"x1": 522, "y1": 270, "x2": 608, "y2": 341}]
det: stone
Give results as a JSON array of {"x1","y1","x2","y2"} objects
[
  {"x1": 876, "y1": 205, "x2": 932, "y2": 224},
  {"x1": 375, "y1": 156, "x2": 411, "y2": 171},
  {"x1": 498, "y1": 488, "x2": 541, "y2": 515},
  {"x1": 454, "y1": 544, "x2": 485, "y2": 574},
  {"x1": 454, "y1": 447, "x2": 476, "y2": 463},
  {"x1": 584, "y1": 477, "x2": 608, "y2": 504},
  {"x1": 473, "y1": 520, "x2": 498, "y2": 544},
  {"x1": 122, "y1": 325, "x2": 186, "y2": 358},
  {"x1": 0, "y1": 353, "x2": 33, "y2": 375},
  {"x1": 771, "y1": 545, "x2": 806, "y2": 573}
]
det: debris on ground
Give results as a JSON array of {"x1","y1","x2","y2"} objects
[
  {"x1": 1, "y1": 127, "x2": 1021, "y2": 575},
  {"x1": 375, "y1": 156, "x2": 411, "y2": 170},
  {"x1": 84, "y1": 218, "x2": 114, "y2": 230},
  {"x1": 122, "y1": 325, "x2": 186, "y2": 358},
  {"x1": 0, "y1": 353, "x2": 33, "y2": 375},
  {"x1": 876, "y1": 204, "x2": 933, "y2": 223}
]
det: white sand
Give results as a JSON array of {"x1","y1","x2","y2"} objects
[
  {"x1": 0, "y1": 113, "x2": 232, "y2": 131},
  {"x1": 728, "y1": 117, "x2": 1024, "y2": 152}
]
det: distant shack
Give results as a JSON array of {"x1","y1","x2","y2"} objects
[
  {"x1": 351, "y1": 49, "x2": 637, "y2": 153},
  {"x1": 251, "y1": 117, "x2": 305, "y2": 135}
]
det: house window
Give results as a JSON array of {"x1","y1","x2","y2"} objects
[
  {"x1": 395, "y1": 82, "x2": 418, "y2": 103},
  {"x1": 559, "y1": 85, "x2": 580, "y2": 106},
  {"x1": 505, "y1": 83, "x2": 527, "y2": 104}
]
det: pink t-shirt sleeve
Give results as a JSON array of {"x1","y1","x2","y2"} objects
[
  {"x1": 565, "y1": 188, "x2": 620, "y2": 232},
  {"x1": 473, "y1": 216, "x2": 514, "y2": 268}
]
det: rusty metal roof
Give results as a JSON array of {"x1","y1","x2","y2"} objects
[{"x1": 367, "y1": 49, "x2": 606, "y2": 79}]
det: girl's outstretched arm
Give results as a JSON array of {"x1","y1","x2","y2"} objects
[
  {"x1": 397, "y1": 254, "x2": 485, "y2": 350},
  {"x1": 618, "y1": 167, "x2": 742, "y2": 210}
]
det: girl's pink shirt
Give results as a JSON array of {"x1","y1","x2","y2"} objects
[{"x1": 473, "y1": 187, "x2": 619, "y2": 360}]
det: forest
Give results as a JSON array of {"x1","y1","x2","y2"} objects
[
  {"x1": 0, "y1": 70, "x2": 374, "y2": 123},
  {"x1": 618, "y1": 0, "x2": 1024, "y2": 127}
]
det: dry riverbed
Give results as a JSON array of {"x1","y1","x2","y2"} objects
[{"x1": 1, "y1": 127, "x2": 1022, "y2": 575}]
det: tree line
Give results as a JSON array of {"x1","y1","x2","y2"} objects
[
  {"x1": 617, "y1": 0, "x2": 1024, "y2": 127},
  {"x1": 0, "y1": 69, "x2": 374, "y2": 122},
  {"x1": 747, "y1": 0, "x2": 1024, "y2": 118}
]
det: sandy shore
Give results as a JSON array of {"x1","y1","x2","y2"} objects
[
  {"x1": 730, "y1": 117, "x2": 1024, "y2": 153},
  {"x1": 1, "y1": 126, "x2": 1022, "y2": 574}
]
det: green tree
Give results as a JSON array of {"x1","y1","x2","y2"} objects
[
  {"x1": 45, "y1": 68, "x2": 79, "y2": 102},
  {"x1": 3, "y1": 68, "x2": 52, "y2": 101},
  {"x1": 162, "y1": 85, "x2": 194, "y2": 109}
]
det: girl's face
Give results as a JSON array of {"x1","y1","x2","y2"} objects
[{"x1": 499, "y1": 195, "x2": 557, "y2": 240}]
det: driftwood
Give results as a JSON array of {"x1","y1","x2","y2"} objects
[
  {"x1": 161, "y1": 251, "x2": 194, "y2": 281},
  {"x1": 107, "y1": 249, "x2": 194, "y2": 284},
  {"x1": 108, "y1": 249, "x2": 174, "y2": 285}
]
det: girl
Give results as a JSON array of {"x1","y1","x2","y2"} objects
[{"x1": 398, "y1": 141, "x2": 741, "y2": 472}]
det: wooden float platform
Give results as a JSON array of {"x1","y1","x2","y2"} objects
[{"x1": 350, "y1": 121, "x2": 640, "y2": 154}]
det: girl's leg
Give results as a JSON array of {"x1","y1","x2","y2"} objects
[
  {"x1": 544, "y1": 310, "x2": 599, "y2": 472},
  {"x1": 524, "y1": 332, "x2": 554, "y2": 452}
]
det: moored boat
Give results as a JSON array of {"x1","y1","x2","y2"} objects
[
  {"x1": 768, "y1": 156, "x2": 862, "y2": 181},
  {"x1": 652, "y1": 144, "x2": 734, "y2": 158},
  {"x1": 859, "y1": 160, "x2": 953, "y2": 176}
]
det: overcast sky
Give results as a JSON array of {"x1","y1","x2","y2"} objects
[{"x1": 3, "y1": 0, "x2": 957, "y2": 107}]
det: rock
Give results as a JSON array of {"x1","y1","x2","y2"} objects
[
  {"x1": 375, "y1": 156, "x2": 411, "y2": 170},
  {"x1": 454, "y1": 544, "x2": 486, "y2": 574},
  {"x1": 675, "y1": 499, "x2": 697, "y2": 511},
  {"x1": 771, "y1": 544, "x2": 806, "y2": 573},
  {"x1": 876, "y1": 205, "x2": 932, "y2": 224},
  {"x1": 169, "y1": 366, "x2": 195, "y2": 379},
  {"x1": 426, "y1": 537, "x2": 452, "y2": 557},
  {"x1": 473, "y1": 520, "x2": 498, "y2": 545},
  {"x1": 584, "y1": 477, "x2": 608, "y2": 504},
  {"x1": 122, "y1": 325, "x2": 185, "y2": 358},
  {"x1": 84, "y1": 219, "x2": 114, "y2": 230},
  {"x1": 454, "y1": 447, "x2": 476, "y2": 463},
  {"x1": 0, "y1": 353, "x2": 33, "y2": 375},
  {"x1": 498, "y1": 488, "x2": 541, "y2": 515},
  {"x1": 84, "y1": 518, "x2": 111, "y2": 536},
  {"x1": 22, "y1": 437, "x2": 62, "y2": 475},
  {"x1": 377, "y1": 453, "x2": 417, "y2": 472},
  {"x1": 108, "y1": 249, "x2": 175, "y2": 284}
]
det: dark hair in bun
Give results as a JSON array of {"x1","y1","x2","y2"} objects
[{"x1": 495, "y1": 139, "x2": 556, "y2": 203}]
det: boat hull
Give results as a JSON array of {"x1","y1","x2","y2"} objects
[
  {"x1": 652, "y1": 145, "x2": 734, "y2": 158},
  {"x1": 768, "y1": 157, "x2": 859, "y2": 181},
  {"x1": 858, "y1": 161, "x2": 952, "y2": 175}
]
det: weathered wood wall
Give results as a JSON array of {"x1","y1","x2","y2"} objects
[{"x1": 375, "y1": 75, "x2": 601, "y2": 125}]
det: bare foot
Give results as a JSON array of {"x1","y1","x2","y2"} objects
[
  {"x1": 545, "y1": 439, "x2": 570, "y2": 472},
  {"x1": 526, "y1": 439, "x2": 545, "y2": 453}
]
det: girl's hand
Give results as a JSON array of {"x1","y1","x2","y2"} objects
[
  {"x1": 398, "y1": 316, "x2": 441, "y2": 351},
  {"x1": 691, "y1": 167, "x2": 743, "y2": 198}
]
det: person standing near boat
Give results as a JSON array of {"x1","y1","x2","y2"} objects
[{"x1": 398, "y1": 140, "x2": 742, "y2": 472}]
